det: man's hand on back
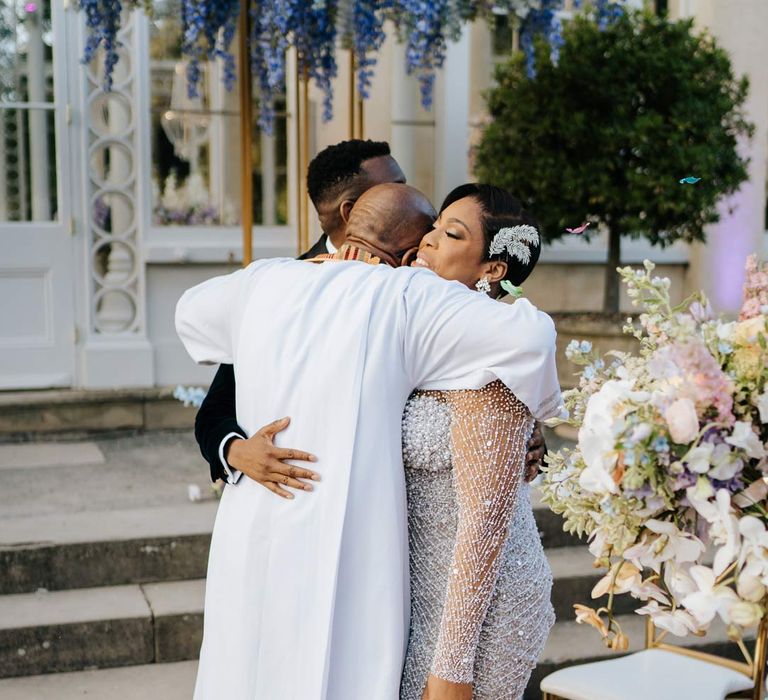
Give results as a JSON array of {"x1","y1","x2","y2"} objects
[
  {"x1": 225, "y1": 417, "x2": 320, "y2": 499},
  {"x1": 523, "y1": 422, "x2": 547, "y2": 483}
]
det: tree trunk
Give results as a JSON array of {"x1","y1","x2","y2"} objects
[{"x1": 603, "y1": 228, "x2": 621, "y2": 314}]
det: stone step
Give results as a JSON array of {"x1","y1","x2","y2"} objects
[
  {"x1": 0, "y1": 660, "x2": 198, "y2": 699},
  {"x1": 0, "y1": 505, "x2": 217, "y2": 595},
  {"x1": 0, "y1": 579, "x2": 204, "y2": 678},
  {"x1": 1, "y1": 494, "x2": 579, "y2": 595},
  {"x1": 0, "y1": 388, "x2": 197, "y2": 442},
  {"x1": 1, "y1": 584, "x2": 753, "y2": 699},
  {"x1": 531, "y1": 488, "x2": 584, "y2": 549},
  {"x1": 0, "y1": 545, "x2": 634, "y2": 680}
]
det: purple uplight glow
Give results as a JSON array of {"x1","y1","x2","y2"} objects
[
  {"x1": 24, "y1": 2, "x2": 37, "y2": 12},
  {"x1": 702, "y1": 190, "x2": 765, "y2": 314}
]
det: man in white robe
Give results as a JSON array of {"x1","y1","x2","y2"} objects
[{"x1": 176, "y1": 184, "x2": 561, "y2": 700}]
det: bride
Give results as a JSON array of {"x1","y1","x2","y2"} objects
[{"x1": 402, "y1": 184, "x2": 555, "y2": 700}]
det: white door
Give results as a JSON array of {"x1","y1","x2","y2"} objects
[{"x1": 0, "y1": 1, "x2": 75, "y2": 389}]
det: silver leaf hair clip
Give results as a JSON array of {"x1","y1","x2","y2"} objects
[{"x1": 489, "y1": 225, "x2": 540, "y2": 265}]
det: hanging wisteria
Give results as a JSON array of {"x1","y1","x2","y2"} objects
[
  {"x1": 78, "y1": 0, "x2": 626, "y2": 130},
  {"x1": 79, "y1": 0, "x2": 152, "y2": 90},
  {"x1": 180, "y1": 0, "x2": 239, "y2": 97}
]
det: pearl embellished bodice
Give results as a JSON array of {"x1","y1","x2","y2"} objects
[{"x1": 400, "y1": 381, "x2": 555, "y2": 699}]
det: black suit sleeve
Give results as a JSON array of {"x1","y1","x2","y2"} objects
[
  {"x1": 297, "y1": 234, "x2": 329, "y2": 260},
  {"x1": 194, "y1": 363, "x2": 246, "y2": 483}
]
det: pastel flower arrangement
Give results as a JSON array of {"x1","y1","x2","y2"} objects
[
  {"x1": 542, "y1": 256, "x2": 768, "y2": 651},
  {"x1": 153, "y1": 172, "x2": 236, "y2": 226}
]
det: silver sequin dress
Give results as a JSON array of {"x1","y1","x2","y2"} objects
[{"x1": 400, "y1": 381, "x2": 555, "y2": 700}]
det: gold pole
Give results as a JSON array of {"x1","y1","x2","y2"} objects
[
  {"x1": 357, "y1": 94, "x2": 364, "y2": 139},
  {"x1": 238, "y1": 4, "x2": 254, "y2": 267},
  {"x1": 301, "y1": 68, "x2": 310, "y2": 252},
  {"x1": 752, "y1": 619, "x2": 768, "y2": 700},
  {"x1": 294, "y1": 53, "x2": 302, "y2": 255},
  {"x1": 348, "y1": 51, "x2": 364, "y2": 139}
]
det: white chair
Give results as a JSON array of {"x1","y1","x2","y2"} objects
[{"x1": 541, "y1": 618, "x2": 768, "y2": 700}]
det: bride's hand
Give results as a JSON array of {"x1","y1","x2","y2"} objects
[
  {"x1": 421, "y1": 674, "x2": 473, "y2": 700},
  {"x1": 225, "y1": 417, "x2": 319, "y2": 499},
  {"x1": 524, "y1": 421, "x2": 547, "y2": 482}
]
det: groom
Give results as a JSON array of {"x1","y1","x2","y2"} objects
[{"x1": 176, "y1": 183, "x2": 561, "y2": 700}]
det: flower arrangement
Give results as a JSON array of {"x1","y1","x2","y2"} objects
[
  {"x1": 153, "y1": 172, "x2": 236, "y2": 226},
  {"x1": 542, "y1": 256, "x2": 768, "y2": 652}
]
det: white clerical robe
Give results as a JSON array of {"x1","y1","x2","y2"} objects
[{"x1": 175, "y1": 258, "x2": 561, "y2": 700}]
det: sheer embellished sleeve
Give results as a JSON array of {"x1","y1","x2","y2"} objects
[{"x1": 431, "y1": 380, "x2": 534, "y2": 684}]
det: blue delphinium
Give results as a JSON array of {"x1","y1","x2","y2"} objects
[
  {"x1": 293, "y1": 0, "x2": 339, "y2": 123},
  {"x1": 181, "y1": 0, "x2": 240, "y2": 98},
  {"x1": 349, "y1": 0, "x2": 389, "y2": 99},
  {"x1": 519, "y1": 0, "x2": 564, "y2": 79},
  {"x1": 394, "y1": 0, "x2": 452, "y2": 109},
  {"x1": 595, "y1": 0, "x2": 625, "y2": 30},
  {"x1": 80, "y1": 0, "x2": 126, "y2": 90},
  {"x1": 249, "y1": 0, "x2": 291, "y2": 130}
]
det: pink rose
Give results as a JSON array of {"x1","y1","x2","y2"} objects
[
  {"x1": 739, "y1": 297, "x2": 762, "y2": 320},
  {"x1": 664, "y1": 398, "x2": 700, "y2": 444}
]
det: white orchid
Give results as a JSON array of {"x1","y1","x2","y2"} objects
[
  {"x1": 684, "y1": 443, "x2": 714, "y2": 474},
  {"x1": 578, "y1": 381, "x2": 632, "y2": 495},
  {"x1": 591, "y1": 562, "x2": 642, "y2": 599},
  {"x1": 726, "y1": 421, "x2": 767, "y2": 459},
  {"x1": 737, "y1": 517, "x2": 768, "y2": 568},
  {"x1": 663, "y1": 561, "x2": 697, "y2": 599},
  {"x1": 729, "y1": 601, "x2": 764, "y2": 628},
  {"x1": 688, "y1": 489, "x2": 741, "y2": 576},
  {"x1": 736, "y1": 559, "x2": 767, "y2": 603},
  {"x1": 636, "y1": 600, "x2": 701, "y2": 637},
  {"x1": 630, "y1": 577, "x2": 671, "y2": 605},
  {"x1": 708, "y1": 443, "x2": 743, "y2": 481},
  {"x1": 757, "y1": 390, "x2": 768, "y2": 424},
  {"x1": 623, "y1": 520, "x2": 704, "y2": 573},
  {"x1": 681, "y1": 565, "x2": 739, "y2": 626}
]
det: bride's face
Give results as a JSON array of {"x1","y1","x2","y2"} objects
[{"x1": 411, "y1": 196, "x2": 489, "y2": 289}]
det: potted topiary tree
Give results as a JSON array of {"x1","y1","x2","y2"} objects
[{"x1": 475, "y1": 9, "x2": 753, "y2": 314}]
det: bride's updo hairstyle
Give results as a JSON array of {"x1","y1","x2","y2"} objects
[{"x1": 439, "y1": 183, "x2": 541, "y2": 287}]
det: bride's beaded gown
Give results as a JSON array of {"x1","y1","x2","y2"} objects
[{"x1": 400, "y1": 381, "x2": 555, "y2": 699}]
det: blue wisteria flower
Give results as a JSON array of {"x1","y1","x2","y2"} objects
[
  {"x1": 79, "y1": 0, "x2": 627, "y2": 126},
  {"x1": 181, "y1": 0, "x2": 240, "y2": 98}
]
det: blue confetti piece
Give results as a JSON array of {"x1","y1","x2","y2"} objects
[{"x1": 679, "y1": 176, "x2": 701, "y2": 184}]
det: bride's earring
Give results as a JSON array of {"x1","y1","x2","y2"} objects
[{"x1": 475, "y1": 276, "x2": 491, "y2": 294}]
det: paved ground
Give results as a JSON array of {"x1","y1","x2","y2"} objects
[
  {"x1": 0, "y1": 431, "x2": 215, "y2": 520},
  {"x1": 0, "y1": 661, "x2": 198, "y2": 699},
  {"x1": 0, "y1": 426, "x2": 574, "y2": 520}
]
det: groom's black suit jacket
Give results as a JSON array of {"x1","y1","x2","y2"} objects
[{"x1": 194, "y1": 234, "x2": 330, "y2": 482}]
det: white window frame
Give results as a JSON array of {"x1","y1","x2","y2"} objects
[{"x1": 134, "y1": 12, "x2": 297, "y2": 265}]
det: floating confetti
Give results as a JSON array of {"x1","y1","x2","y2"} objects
[
  {"x1": 679, "y1": 176, "x2": 701, "y2": 184},
  {"x1": 566, "y1": 222, "x2": 591, "y2": 235},
  {"x1": 500, "y1": 280, "x2": 523, "y2": 298},
  {"x1": 24, "y1": 2, "x2": 37, "y2": 12},
  {"x1": 187, "y1": 484, "x2": 203, "y2": 502}
]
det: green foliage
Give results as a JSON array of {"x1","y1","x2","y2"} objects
[{"x1": 475, "y1": 10, "x2": 753, "y2": 250}]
